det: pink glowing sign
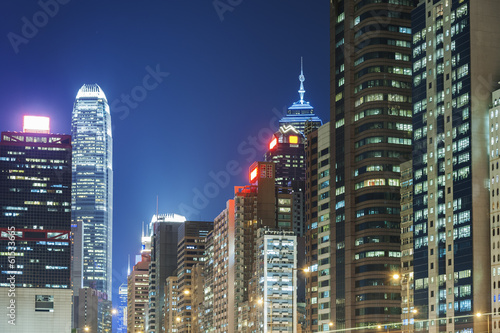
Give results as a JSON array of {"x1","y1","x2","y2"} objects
[{"x1": 23, "y1": 116, "x2": 50, "y2": 134}]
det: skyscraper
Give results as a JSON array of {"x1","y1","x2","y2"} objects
[
  {"x1": 118, "y1": 283, "x2": 128, "y2": 333},
  {"x1": 0, "y1": 116, "x2": 72, "y2": 332},
  {"x1": 147, "y1": 213, "x2": 186, "y2": 333},
  {"x1": 411, "y1": 1, "x2": 500, "y2": 333},
  {"x1": 71, "y1": 84, "x2": 113, "y2": 302},
  {"x1": 176, "y1": 220, "x2": 213, "y2": 333},
  {"x1": 279, "y1": 59, "x2": 323, "y2": 135},
  {"x1": 305, "y1": 1, "x2": 416, "y2": 332}
]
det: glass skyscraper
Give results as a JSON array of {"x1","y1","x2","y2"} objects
[{"x1": 71, "y1": 84, "x2": 113, "y2": 299}]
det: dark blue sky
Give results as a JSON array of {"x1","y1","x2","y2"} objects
[{"x1": 0, "y1": 0, "x2": 329, "y2": 317}]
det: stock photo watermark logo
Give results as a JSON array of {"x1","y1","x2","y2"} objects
[
  {"x1": 178, "y1": 106, "x2": 287, "y2": 217},
  {"x1": 7, "y1": 0, "x2": 72, "y2": 54},
  {"x1": 111, "y1": 64, "x2": 169, "y2": 121},
  {"x1": 213, "y1": 0, "x2": 243, "y2": 21}
]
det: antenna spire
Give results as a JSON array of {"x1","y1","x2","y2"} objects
[
  {"x1": 298, "y1": 57, "x2": 306, "y2": 104},
  {"x1": 127, "y1": 254, "x2": 131, "y2": 275}
]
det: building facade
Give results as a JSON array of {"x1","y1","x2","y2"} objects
[
  {"x1": 411, "y1": 1, "x2": 500, "y2": 333},
  {"x1": 118, "y1": 283, "x2": 128, "y2": 333},
  {"x1": 128, "y1": 253, "x2": 150, "y2": 333},
  {"x1": 313, "y1": 1, "x2": 417, "y2": 332},
  {"x1": 0, "y1": 116, "x2": 72, "y2": 332},
  {"x1": 147, "y1": 214, "x2": 186, "y2": 333},
  {"x1": 71, "y1": 84, "x2": 113, "y2": 302},
  {"x1": 176, "y1": 220, "x2": 213, "y2": 333},
  {"x1": 213, "y1": 199, "x2": 235, "y2": 333},
  {"x1": 254, "y1": 229, "x2": 297, "y2": 333},
  {"x1": 400, "y1": 160, "x2": 414, "y2": 332},
  {"x1": 304, "y1": 122, "x2": 331, "y2": 331}
]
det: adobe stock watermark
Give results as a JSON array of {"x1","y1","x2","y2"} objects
[
  {"x1": 213, "y1": 0, "x2": 243, "y2": 22},
  {"x1": 178, "y1": 106, "x2": 287, "y2": 217},
  {"x1": 6, "y1": 226, "x2": 16, "y2": 326},
  {"x1": 110, "y1": 64, "x2": 170, "y2": 121},
  {"x1": 7, "y1": 0, "x2": 72, "y2": 54}
]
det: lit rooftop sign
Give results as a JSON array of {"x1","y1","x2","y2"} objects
[
  {"x1": 250, "y1": 166, "x2": 258, "y2": 182},
  {"x1": 23, "y1": 116, "x2": 50, "y2": 134},
  {"x1": 289, "y1": 135, "x2": 298, "y2": 144},
  {"x1": 269, "y1": 137, "x2": 277, "y2": 150}
]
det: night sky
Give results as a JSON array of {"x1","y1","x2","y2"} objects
[{"x1": 0, "y1": 0, "x2": 329, "y2": 321}]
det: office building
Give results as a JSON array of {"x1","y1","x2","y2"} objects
[
  {"x1": 176, "y1": 220, "x2": 213, "y2": 333},
  {"x1": 128, "y1": 253, "x2": 150, "y2": 333},
  {"x1": 411, "y1": 1, "x2": 500, "y2": 333},
  {"x1": 147, "y1": 213, "x2": 186, "y2": 333},
  {"x1": 279, "y1": 60, "x2": 323, "y2": 135},
  {"x1": 71, "y1": 84, "x2": 113, "y2": 302},
  {"x1": 118, "y1": 283, "x2": 128, "y2": 333},
  {"x1": 0, "y1": 116, "x2": 72, "y2": 333},
  {"x1": 265, "y1": 125, "x2": 306, "y2": 236}
]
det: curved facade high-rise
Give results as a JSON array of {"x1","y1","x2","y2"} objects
[
  {"x1": 305, "y1": 2, "x2": 415, "y2": 332},
  {"x1": 71, "y1": 84, "x2": 113, "y2": 299}
]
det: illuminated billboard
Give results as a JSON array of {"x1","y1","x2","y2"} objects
[{"x1": 23, "y1": 116, "x2": 50, "y2": 134}]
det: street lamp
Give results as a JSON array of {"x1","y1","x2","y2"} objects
[
  {"x1": 289, "y1": 266, "x2": 310, "y2": 333},
  {"x1": 476, "y1": 312, "x2": 491, "y2": 333}
]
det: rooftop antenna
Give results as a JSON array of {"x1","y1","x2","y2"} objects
[{"x1": 298, "y1": 57, "x2": 306, "y2": 104}]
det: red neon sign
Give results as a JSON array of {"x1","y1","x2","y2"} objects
[
  {"x1": 269, "y1": 137, "x2": 277, "y2": 150},
  {"x1": 250, "y1": 167, "x2": 258, "y2": 182}
]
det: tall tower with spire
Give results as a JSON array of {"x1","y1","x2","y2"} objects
[
  {"x1": 71, "y1": 84, "x2": 113, "y2": 300},
  {"x1": 279, "y1": 58, "x2": 323, "y2": 135}
]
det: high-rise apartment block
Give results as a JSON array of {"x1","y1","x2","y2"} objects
[
  {"x1": 71, "y1": 84, "x2": 113, "y2": 301},
  {"x1": 0, "y1": 116, "x2": 72, "y2": 333},
  {"x1": 411, "y1": 1, "x2": 500, "y2": 333},
  {"x1": 305, "y1": 1, "x2": 416, "y2": 331}
]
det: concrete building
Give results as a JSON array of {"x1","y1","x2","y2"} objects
[
  {"x1": 213, "y1": 199, "x2": 235, "y2": 333},
  {"x1": 176, "y1": 220, "x2": 213, "y2": 333},
  {"x1": 164, "y1": 276, "x2": 178, "y2": 333},
  {"x1": 253, "y1": 228, "x2": 298, "y2": 333},
  {"x1": 304, "y1": 122, "x2": 331, "y2": 331},
  {"x1": 411, "y1": 1, "x2": 500, "y2": 333},
  {"x1": 128, "y1": 253, "x2": 150, "y2": 333},
  {"x1": 0, "y1": 116, "x2": 72, "y2": 332}
]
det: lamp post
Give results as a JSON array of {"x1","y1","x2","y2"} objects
[{"x1": 476, "y1": 312, "x2": 491, "y2": 333}]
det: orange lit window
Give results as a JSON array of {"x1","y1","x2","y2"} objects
[{"x1": 289, "y1": 135, "x2": 298, "y2": 144}]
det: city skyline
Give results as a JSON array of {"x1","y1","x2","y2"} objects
[{"x1": 0, "y1": 0, "x2": 329, "y2": 310}]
